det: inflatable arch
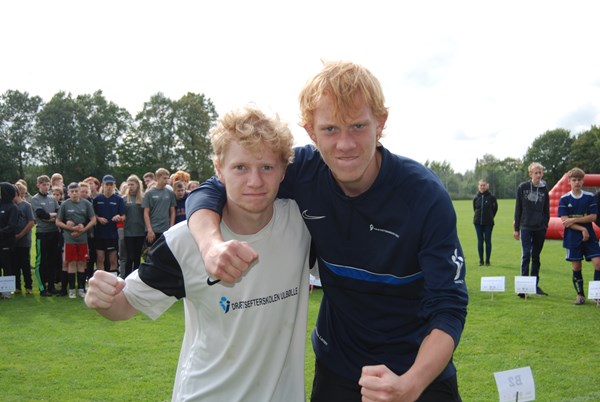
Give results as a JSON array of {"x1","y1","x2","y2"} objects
[{"x1": 546, "y1": 173, "x2": 600, "y2": 239}]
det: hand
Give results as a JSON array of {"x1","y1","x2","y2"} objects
[
  {"x1": 359, "y1": 365, "x2": 421, "y2": 402},
  {"x1": 85, "y1": 270, "x2": 126, "y2": 309},
  {"x1": 203, "y1": 240, "x2": 258, "y2": 283},
  {"x1": 513, "y1": 231, "x2": 520, "y2": 240},
  {"x1": 582, "y1": 229, "x2": 590, "y2": 242},
  {"x1": 97, "y1": 217, "x2": 108, "y2": 225},
  {"x1": 112, "y1": 215, "x2": 121, "y2": 222},
  {"x1": 146, "y1": 230, "x2": 156, "y2": 244}
]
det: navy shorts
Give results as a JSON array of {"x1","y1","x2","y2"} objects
[
  {"x1": 95, "y1": 238, "x2": 118, "y2": 252},
  {"x1": 565, "y1": 240, "x2": 600, "y2": 261}
]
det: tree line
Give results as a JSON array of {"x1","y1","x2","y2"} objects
[
  {"x1": 426, "y1": 125, "x2": 600, "y2": 199},
  {"x1": 1, "y1": 89, "x2": 599, "y2": 199},
  {"x1": 0, "y1": 89, "x2": 216, "y2": 186}
]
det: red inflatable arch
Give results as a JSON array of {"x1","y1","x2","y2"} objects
[{"x1": 546, "y1": 173, "x2": 600, "y2": 239}]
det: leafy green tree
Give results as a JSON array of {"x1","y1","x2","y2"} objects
[
  {"x1": 173, "y1": 93, "x2": 217, "y2": 181},
  {"x1": 0, "y1": 90, "x2": 43, "y2": 181},
  {"x1": 569, "y1": 125, "x2": 600, "y2": 173},
  {"x1": 75, "y1": 91, "x2": 133, "y2": 179},
  {"x1": 133, "y1": 93, "x2": 180, "y2": 172},
  {"x1": 523, "y1": 128, "x2": 574, "y2": 189},
  {"x1": 424, "y1": 160, "x2": 464, "y2": 198},
  {"x1": 33, "y1": 92, "x2": 83, "y2": 181}
]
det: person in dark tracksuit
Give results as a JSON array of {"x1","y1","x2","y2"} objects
[
  {"x1": 473, "y1": 179, "x2": 498, "y2": 266},
  {"x1": 514, "y1": 162, "x2": 550, "y2": 297}
]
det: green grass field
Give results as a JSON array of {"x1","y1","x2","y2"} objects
[{"x1": 1, "y1": 199, "x2": 599, "y2": 401}]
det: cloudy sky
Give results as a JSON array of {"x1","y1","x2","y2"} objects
[{"x1": 2, "y1": 0, "x2": 599, "y2": 173}]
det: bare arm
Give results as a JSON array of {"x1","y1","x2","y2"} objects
[
  {"x1": 359, "y1": 329, "x2": 455, "y2": 402},
  {"x1": 144, "y1": 208, "x2": 155, "y2": 242},
  {"x1": 169, "y1": 206, "x2": 175, "y2": 227},
  {"x1": 84, "y1": 270, "x2": 137, "y2": 321}
]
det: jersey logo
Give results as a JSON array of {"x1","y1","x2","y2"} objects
[
  {"x1": 207, "y1": 277, "x2": 221, "y2": 286},
  {"x1": 369, "y1": 224, "x2": 399, "y2": 238},
  {"x1": 219, "y1": 296, "x2": 230, "y2": 313},
  {"x1": 452, "y1": 248, "x2": 464, "y2": 284},
  {"x1": 302, "y1": 210, "x2": 326, "y2": 220}
]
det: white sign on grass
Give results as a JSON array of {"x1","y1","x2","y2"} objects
[
  {"x1": 481, "y1": 276, "x2": 506, "y2": 292},
  {"x1": 588, "y1": 281, "x2": 600, "y2": 299},
  {"x1": 494, "y1": 366, "x2": 535, "y2": 402},
  {"x1": 0, "y1": 276, "x2": 16, "y2": 292},
  {"x1": 514, "y1": 276, "x2": 536, "y2": 295}
]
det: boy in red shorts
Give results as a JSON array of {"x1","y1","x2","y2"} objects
[{"x1": 56, "y1": 183, "x2": 96, "y2": 298}]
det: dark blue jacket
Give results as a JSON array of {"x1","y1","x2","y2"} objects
[{"x1": 187, "y1": 145, "x2": 468, "y2": 383}]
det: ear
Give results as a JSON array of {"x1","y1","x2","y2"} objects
[
  {"x1": 376, "y1": 113, "x2": 388, "y2": 138},
  {"x1": 214, "y1": 161, "x2": 224, "y2": 183}
]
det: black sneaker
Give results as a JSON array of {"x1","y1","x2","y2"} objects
[
  {"x1": 40, "y1": 290, "x2": 52, "y2": 297},
  {"x1": 536, "y1": 287, "x2": 548, "y2": 296},
  {"x1": 479, "y1": 261, "x2": 484, "y2": 266},
  {"x1": 518, "y1": 293, "x2": 525, "y2": 298},
  {"x1": 48, "y1": 288, "x2": 60, "y2": 296},
  {"x1": 485, "y1": 261, "x2": 490, "y2": 266}
]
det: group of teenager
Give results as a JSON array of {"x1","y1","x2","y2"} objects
[
  {"x1": 0, "y1": 168, "x2": 196, "y2": 299},
  {"x1": 473, "y1": 162, "x2": 600, "y2": 306}
]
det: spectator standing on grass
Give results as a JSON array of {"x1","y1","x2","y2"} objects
[
  {"x1": 93, "y1": 175, "x2": 125, "y2": 276},
  {"x1": 56, "y1": 182, "x2": 96, "y2": 298},
  {"x1": 142, "y1": 168, "x2": 175, "y2": 246},
  {"x1": 122, "y1": 175, "x2": 146, "y2": 278},
  {"x1": 173, "y1": 180, "x2": 188, "y2": 224},
  {"x1": 0, "y1": 182, "x2": 18, "y2": 299},
  {"x1": 473, "y1": 179, "x2": 498, "y2": 266},
  {"x1": 13, "y1": 182, "x2": 35, "y2": 295},
  {"x1": 52, "y1": 185, "x2": 66, "y2": 286},
  {"x1": 514, "y1": 162, "x2": 550, "y2": 297},
  {"x1": 558, "y1": 167, "x2": 600, "y2": 306},
  {"x1": 31, "y1": 175, "x2": 61, "y2": 296},
  {"x1": 186, "y1": 61, "x2": 468, "y2": 401},
  {"x1": 85, "y1": 106, "x2": 311, "y2": 401},
  {"x1": 79, "y1": 181, "x2": 100, "y2": 279}
]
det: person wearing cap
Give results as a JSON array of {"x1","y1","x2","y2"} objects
[{"x1": 93, "y1": 175, "x2": 125, "y2": 276}]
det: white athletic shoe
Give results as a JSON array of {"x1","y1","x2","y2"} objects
[
  {"x1": 77, "y1": 289, "x2": 86, "y2": 298},
  {"x1": 68, "y1": 289, "x2": 76, "y2": 299}
]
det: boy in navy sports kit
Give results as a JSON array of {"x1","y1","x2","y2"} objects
[
  {"x1": 187, "y1": 61, "x2": 468, "y2": 401},
  {"x1": 558, "y1": 167, "x2": 600, "y2": 306}
]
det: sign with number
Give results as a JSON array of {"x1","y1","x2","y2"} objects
[
  {"x1": 0, "y1": 276, "x2": 16, "y2": 292},
  {"x1": 588, "y1": 281, "x2": 600, "y2": 299},
  {"x1": 514, "y1": 276, "x2": 536, "y2": 295},
  {"x1": 494, "y1": 366, "x2": 535, "y2": 402},
  {"x1": 481, "y1": 276, "x2": 506, "y2": 292}
]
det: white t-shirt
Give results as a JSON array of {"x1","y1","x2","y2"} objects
[{"x1": 124, "y1": 199, "x2": 310, "y2": 401}]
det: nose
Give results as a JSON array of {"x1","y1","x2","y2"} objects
[
  {"x1": 247, "y1": 168, "x2": 264, "y2": 187},
  {"x1": 336, "y1": 129, "x2": 356, "y2": 152}
]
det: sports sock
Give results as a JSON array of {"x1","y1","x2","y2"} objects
[
  {"x1": 60, "y1": 271, "x2": 68, "y2": 291},
  {"x1": 594, "y1": 269, "x2": 600, "y2": 281},
  {"x1": 68, "y1": 273, "x2": 76, "y2": 290},
  {"x1": 77, "y1": 272, "x2": 86, "y2": 289},
  {"x1": 572, "y1": 270, "x2": 584, "y2": 295}
]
